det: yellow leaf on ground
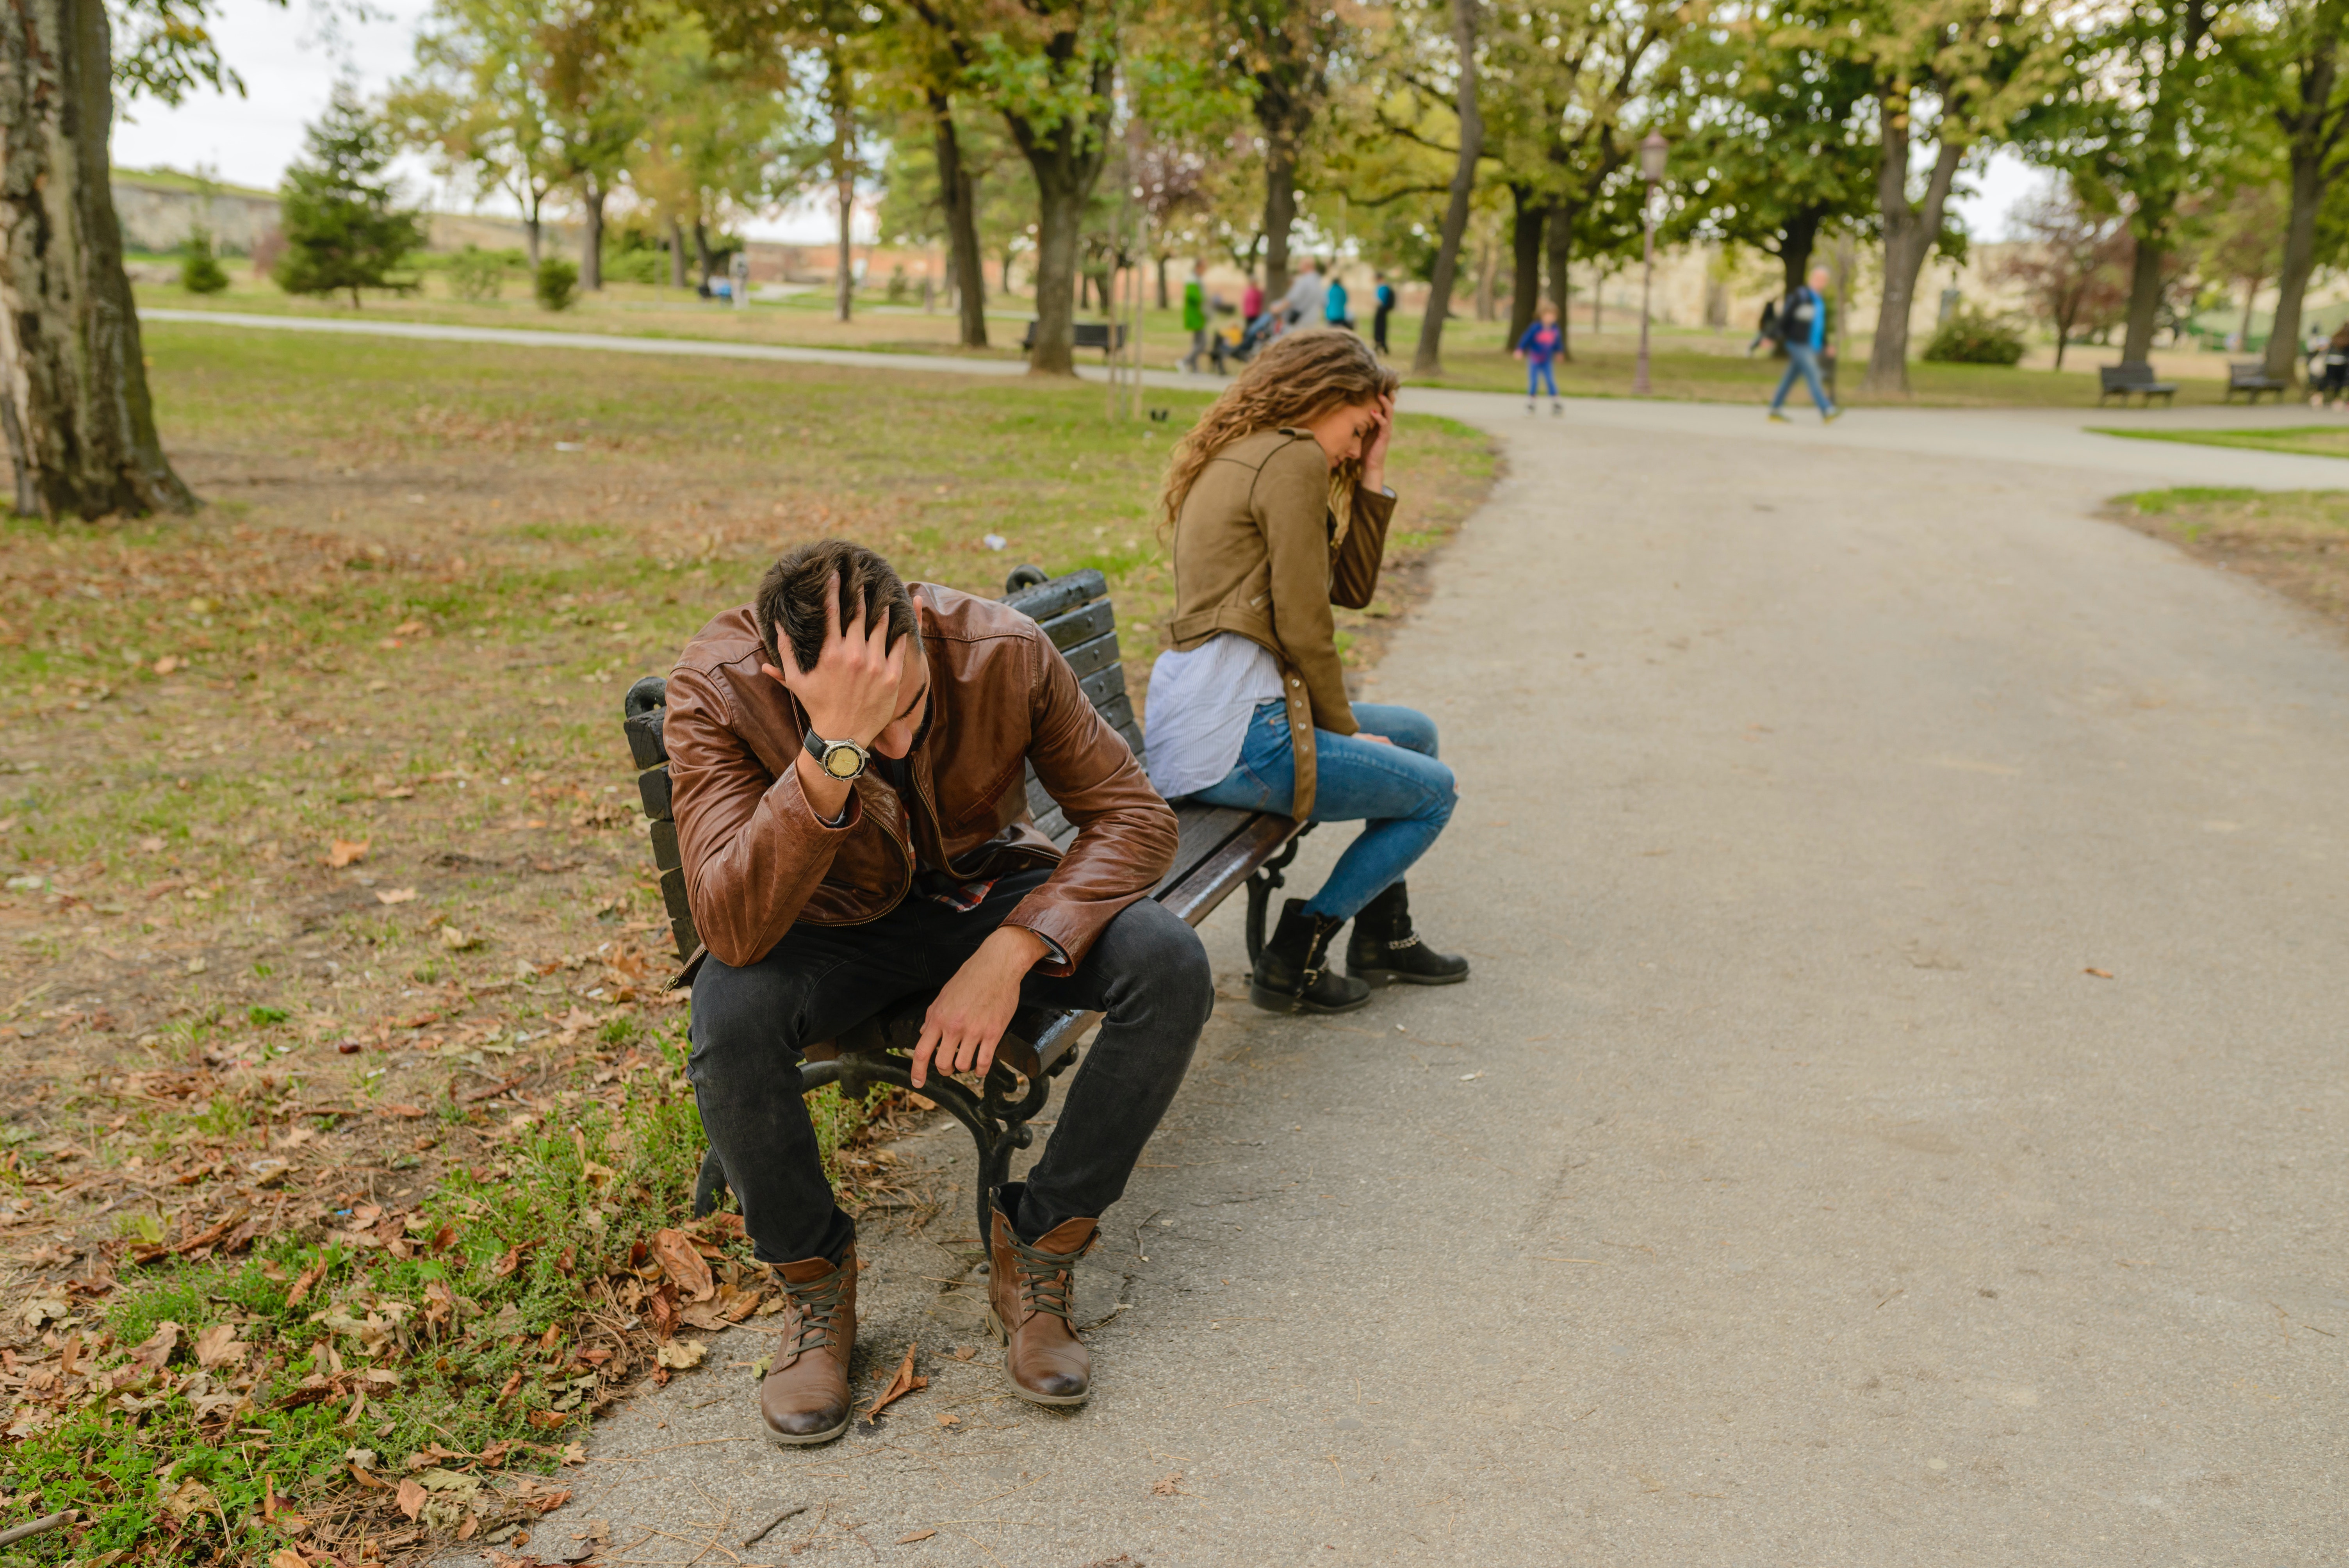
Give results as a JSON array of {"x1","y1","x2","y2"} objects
[
  {"x1": 326, "y1": 839, "x2": 369, "y2": 868},
  {"x1": 649, "y1": 1228, "x2": 715, "y2": 1302},
  {"x1": 861, "y1": 1343, "x2": 926, "y2": 1423},
  {"x1": 376, "y1": 887, "x2": 418, "y2": 905},
  {"x1": 896, "y1": 1531, "x2": 935, "y2": 1544},
  {"x1": 395, "y1": 1478, "x2": 427, "y2": 1520},
  {"x1": 192, "y1": 1323, "x2": 244, "y2": 1370},
  {"x1": 654, "y1": 1338, "x2": 707, "y2": 1370}
]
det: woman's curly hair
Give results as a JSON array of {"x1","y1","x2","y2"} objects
[{"x1": 1158, "y1": 329, "x2": 1399, "y2": 534}]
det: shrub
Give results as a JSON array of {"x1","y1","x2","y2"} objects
[
  {"x1": 271, "y1": 84, "x2": 425, "y2": 306},
  {"x1": 1923, "y1": 304, "x2": 2027, "y2": 365},
  {"x1": 180, "y1": 228, "x2": 230, "y2": 294},
  {"x1": 601, "y1": 246, "x2": 665, "y2": 285},
  {"x1": 536, "y1": 257, "x2": 578, "y2": 312},
  {"x1": 447, "y1": 245, "x2": 510, "y2": 301}
]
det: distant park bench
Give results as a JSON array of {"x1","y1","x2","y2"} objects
[
  {"x1": 2097, "y1": 362, "x2": 2179, "y2": 406},
  {"x1": 2224, "y1": 361, "x2": 2292, "y2": 403},
  {"x1": 1019, "y1": 320, "x2": 1128, "y2": 360},
  {"x1": 622, "y1": 565, "x2": 1310, "y2": 1240}
]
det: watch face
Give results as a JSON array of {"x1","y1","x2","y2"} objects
[{"x1": 822, "y1": 743, "x2": 863, "y2": 779}]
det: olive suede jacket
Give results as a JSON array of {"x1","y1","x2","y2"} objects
[
  {"x1": 663, "y1": 585, "x2": 1178, "y2": 972},
  {"x1": 1164, "y1": 428, "x2": 1395, "y2": 818}
]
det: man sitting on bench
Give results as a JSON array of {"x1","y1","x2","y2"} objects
[{"x1": 665, "y1": 540, "x2": 1211, "y2": 1443}]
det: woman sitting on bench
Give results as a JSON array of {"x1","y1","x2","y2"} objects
[{"x1": 1146, "y1": 329, "x2": 1469, "y2": 1014}]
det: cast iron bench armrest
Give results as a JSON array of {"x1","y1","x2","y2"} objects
[{"x1": 629, "y1": 564, "x2": 1307, "y2": 1242}]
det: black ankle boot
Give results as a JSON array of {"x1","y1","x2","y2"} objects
[
  {"x1": 1346, "y1": 881, "x2": 1470, "y2": 987},
  {"x1": 1251, "y1": 898, "x2": 1372, "y2": 1015}
]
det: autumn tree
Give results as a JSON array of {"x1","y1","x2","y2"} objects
[{"x1": 1992, "y1": 177, "x2": 2130, "y2": 367}]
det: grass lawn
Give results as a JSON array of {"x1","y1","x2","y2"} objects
[
  {"x1": 0, "y1": 323, "x2": 1494, "y2": 1566},
  {"x1": 2089, "y1": 425, "x2": 2349, "y2": 459},
  {"x1": 2107, "y1": 487, "x2": 2349, "y2": 629},
  {"x1": 137, "y1": 272, "x2": 2251, "y2": 409}
]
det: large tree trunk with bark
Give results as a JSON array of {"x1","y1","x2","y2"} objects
[
  {"x1": 2267, "y1": 138, "x2": 2328, "y2": 384},
  {"x1": 0, "y1": 0, "x2": 192, "y2": 519},
  {"x1": 580, "y1": 178, "x2": 605, "y2": 290},
  {"x1": 693, "y1": 219, "x2": 714, "y2": 285},
  {"x1": 830, "y1": 49, "x2": 855, "y2": 323},
  {"x1": 667, "y1": 217, "x2": 686, "y2": 289},
  {"x1": 1545, "y1": 200, "x2": 1577, "y2": 363},
  {"x1": 1507, "y1": 187, "x2": 1545, "y2": 344},
  {"x1": 1410, "y1": 0, "x2": 1482, "y2": 378},
  {"x1": 1262, "y1": 130, "x2": 1298, "y2": 304},
  {"x1": 524, "y1": 206, "x2": 543, "y2": 270},
  {"x1": 1865, "y1": 102, "x2": 1965, "y2": 397},
  {"x1": 1004, "y1": 59, "x2": 1113, "y2": 378},
  {"x1": 2120, "y1": 232, "x2": 2166, "y2": 362},
  {"x1": 929, "y1": 91, "x2": 986, "y2": 348}
]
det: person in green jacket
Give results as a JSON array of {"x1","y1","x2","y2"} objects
[{"x1": 1181, "y1": 258, "x2": 1212, "y2": 373}]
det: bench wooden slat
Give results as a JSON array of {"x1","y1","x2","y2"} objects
[
  {"x1": 1003, "y1": 568, "x2": 1109, "y2": 623},
  {"x1": 1077, "y1": 660, "x2": 1126, "y2": 709},
  {"x1": 1159, "y1": 811, "x2": 1306, "y2": 927},
  {"x1": 636, "y1": 762, "x2": 673, "y2": 822},
  {"x1": 1060, "y1": 628, "x2": 1122, "y2": 681},
  {"x1": 649, "y1": 819, "x2": 681, "y2": 873},
  {"x1": 1036, "y1": 599, "x2": 1116, "y2": 651}
]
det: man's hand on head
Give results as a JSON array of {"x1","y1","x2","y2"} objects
[
  {"x1": 760, "y1": 572, "x2": 910, "y2": 748},
  {"x1": 909, "y1": 925, "x2": 1050, "y2": 1089}
]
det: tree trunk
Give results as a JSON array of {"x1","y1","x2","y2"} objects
[
  {"x1": 1262, "y1": 130, "x2": 1298, "y2": 303},
  {"x1": 1410, "y1": 0, "x2": 1483, "y2": 378},
  {"x1": 1508, "y1": 187, "x2": 1545, "y2": 344},
  {"x1": 2266, "y1": 134, "x2": 2328, "y2": 384},
  {"x1": 1779, "y1": 206, "x2": 1823, "y2": 298},
  {"x1": 835, "y1": 166, "x2": 854, "y2": 322},
  {"x1": 1473, "y1": 238, "x2": 1498, "y2": 321},
  {"x1": 0, "y1": 0, "x2": 192, "y2": 519},
  {"x1": 1546, "y1": 200, "x2": 1576, "y2": 363},
  {"x1": 1003, "y1": 57, "x2": 1114, "y2": 378},
  {"x1": 1155, "y1": 253, "x2": 1169, "y2": 310},
  {"x1": 1865, "y1": 100, "x2": 1966, "y2": 397},
  {"x1": 831, "y1": 49, "x2": 855, "y2": 324},
  {"x1": 2238, "y1": 274, "x2": 2261, "y2": 348},
  {"x1": 580, "y1": 178, "x2": 605, "y2": 290},
  {"x1": 929, "y1": 91, "x2": 987, "y2": 348},
  {"x1": 667, "y1": 217, "x2": 686, "y2": 289},
  {"x1": 2121, "y1": 232, "x2": 2165, "y2": 362},
  {"x1": 694, "y1": 219, "x2": 714, "y2": 286},
  {"x1": 524, "y1": 208, "x2": 542, "y2": 271}
]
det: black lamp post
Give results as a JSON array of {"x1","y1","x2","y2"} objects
[{"x1": 1634, "y1": 129, "x2": 1668, "y2": 396}]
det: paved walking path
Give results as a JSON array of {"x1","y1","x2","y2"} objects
[
  {"x1": 245, "y1": 312, "x2": 2349, "y2": 1561},
  {"x1": 147, "y1": 306, "x2": 2349, "y2": 491}
]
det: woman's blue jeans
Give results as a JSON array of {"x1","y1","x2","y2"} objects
[{"x1": 1188, "y1": 700, "x2": 1456, "y2": 923}]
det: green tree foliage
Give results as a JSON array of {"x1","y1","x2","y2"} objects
[
  {"x1": 1923, "y1": 301, "x2": 2027, "y2": 362},
  {"x1": 536, "y1": 254, "x2": 581, "y2": 308},
  {"x1": 1661, "y1": 0, "x2": 1880, "y2": 303},
  {"x1": 272, "y1": 84, "x2": 427, "y2": 307},
  {"x1": 179, "y1": 227, "x2": 230, "y2": 293},
  {"x1": 2228, "y1": 0, "x2": 2349, "y2": 381},
  {"x1": 626, "y1": 6, "x2": 796, "y2": 291},
  {"x1": 1213, "y1": 0, "x2": 1350, "y2": 299}
]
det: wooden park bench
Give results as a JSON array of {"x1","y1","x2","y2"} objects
[
  {"x1": 2224, "y1": 361, "x2": 2292, "y2": 403},
  {"x1": 1019, "y1": 320, "x2": 1128, "y2": 360},
  {"x1": 621, "y1": 565, "x2": 1310, "y2": 1241},
  {"x1": 2097, "y1": 362, "x2": 2179, "y2": 406}
]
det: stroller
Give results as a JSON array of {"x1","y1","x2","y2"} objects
[{"x1": 1211, "y1": 310, "x2": 1287, "y2": 374}]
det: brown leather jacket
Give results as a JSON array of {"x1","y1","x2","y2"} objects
[
  {"x1": 663, "y1": 585, "x2": 1178, "y2": 973},
  {"x1": 1164, "y1": 427, "x2": 1394, "y2": 817}
]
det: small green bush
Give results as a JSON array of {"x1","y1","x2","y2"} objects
[
  {"x1": 601, "y1": 246, "x2": 665, "y2": 286},
  {"x1": 535, "y1": 257, "x2": 578, "y2": 312},
  {"x1": 447, "y1": 244, "x2": 510, "y2": 301},
  {"x1": 180, "y1": 228, "x2": 230, "y2": 294},
  {"x1": 1923, "y1": 304, "x2": 2027, "y2": 365}
]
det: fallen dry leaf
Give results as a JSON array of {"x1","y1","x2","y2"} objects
[
  {"x1": 375, "y1": 887, "x2": 419, "y2": 905},
  {"x1": 2084, "y1": 967, "x2": 2113, "y2": 979},
  {"x1": 1151, "y1": 1472, "x2": 1185, "y2": 1497},
  {"x1": 949, "y1": 1345, "x2": 976, "y2": 1362},
  {"x1": 395, "y1": 1478, "x2": 427, "y2": 1520},
  {"x1": 440, "y1": 925, "x2": 476, "y2": 950},
  {"x1": 861, "y1": 1342, "x2": 926, "y2": 1423},
  {"x1": 285, "y1": 1262, "x2": 327, "y2": 1308},
  {"x1": 270, "y1": 1551, "x2": 308, "y2": 1568},
  {"x1": 934, "y1": 1412, "x2": 959, "y2": 1427},
  {"x1": 649, "y1": 1228, "x2": 715, "y2": 1302},
  {"x1": 896, "y1": 1531, "x2": 935, "y2": 1545},
  {"x1": 654, "y1": 1338, "x2": 707, "y2": 1370},
  {"x1": 326, "y1": 838, "x2": 369, "y2": 868},
  {"x1": 153, "y1": 655, "x2": 182, "y2": 675},
  {"x1": 193, "y1": 1322, "x2": 245, "y2": 1370}
]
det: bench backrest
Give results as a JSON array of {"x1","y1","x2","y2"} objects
[
  {"x1": 2228, "y1": 361, "x2": 2276, "y2": 384},
  {"x1": 2101, "y1": 362, "x2": 2157, "y2": 388},
  {"x1": 622, "y1": 567, "x2": 1139, "y2": 967}
]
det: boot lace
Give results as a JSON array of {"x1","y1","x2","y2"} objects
[
  {"x1": 1007, "y1": 1230, "x2": 1094, "y2": 1325},
  {"x1": 777, "y1": 1267, "x2": 848, "y2": 1358}
]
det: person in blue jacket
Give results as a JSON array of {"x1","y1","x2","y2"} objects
[
  {"x1": 1324, "y1": 268, "x2": 1352, "y2": 331},
  {"x1": 1515, "y1": 301, "x2": 1565, "y2": 415},
  {"x1": 1372, "y1": 274, "x2": 1396, "y2": 355},
  {"x1": 1768, "y1": 265, "x2": 1842, "y2": 423}
]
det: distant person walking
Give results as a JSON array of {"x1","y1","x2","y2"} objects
[
  {"x1": 1181, "y1": 258, "x2": 1212, "y2": 374},
  {"x1": 1324, "y1": 271, "x2": 1352, "y2": 331},
  {"x1": 1241, "y1": 274, "x2": 1264, "y2": 330},
  {"x1": 1281, "y1": 257, "x2": 1327, "y2": 330},
  {"x1": 1768, "y1": 266, "x2": 1841, "y2": 424},
  {"x1": 1515, "y1": 301, "x2": 1565, "y2": 416},
  {"x1": 1372, "y1": 274, "x2": 1396, "y2": 355}
]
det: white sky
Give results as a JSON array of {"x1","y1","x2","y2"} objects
[{"x1": 114, "y1": 0, "x2": 2042, "y2": 244}]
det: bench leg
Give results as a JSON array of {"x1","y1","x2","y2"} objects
[{"x1": 1243, "y1": 826, "x2": 1317, "y2": 965}]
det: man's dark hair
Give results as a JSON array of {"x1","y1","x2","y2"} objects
[{"x1": 753, "y1": 540, "x2": 921, "y2": 675}]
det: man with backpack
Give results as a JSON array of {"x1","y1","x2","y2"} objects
[
  {"x1": 1372, "y1": 273, "x2": 1396, "y2": 355},
  {"x1": 1768, "y1": 265, "x2": 1841, "y2": 424}
]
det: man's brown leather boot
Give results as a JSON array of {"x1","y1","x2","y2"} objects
[
  {"x1": 986, "y1": 1190, "x2": 1096, "y2": 1407},
  {"x1": 758, "y1": 1247, "x2": 856, "y2": 1445}
]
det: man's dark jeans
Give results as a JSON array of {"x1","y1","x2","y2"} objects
[{"x1": 688, "y1": 866, "x2": 1213, "y2": 1266}]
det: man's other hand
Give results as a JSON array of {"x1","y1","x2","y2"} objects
[
  {"x1": 760, "y1": 571, "x2": 907, "y2": 748},
  {"x1": 909, "y1": 925, "x2": 1050, "y2": 1088}
]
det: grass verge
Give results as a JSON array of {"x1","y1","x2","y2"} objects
[
  {"x1": 2089, "y1": 425, "x2": 2349, "y2": 459},
  {"x1": 0, "y1": 323, "x2": 1495, "y2": 1566},
  {"x1": 2107, "y1": 487, "x2": 2349, "y2": 628}
]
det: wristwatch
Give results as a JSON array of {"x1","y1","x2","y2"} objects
[{"x1": 803, "y1": 729, "x2": 871, "y2": 781}]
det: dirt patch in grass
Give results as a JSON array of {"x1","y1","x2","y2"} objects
[
  {"x1": 0, "y1": 321, "x2": 1495, "y2": 1566},
  {"x1": 2106, "y1": 486, "x2": 2349, "y2": 629}
]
